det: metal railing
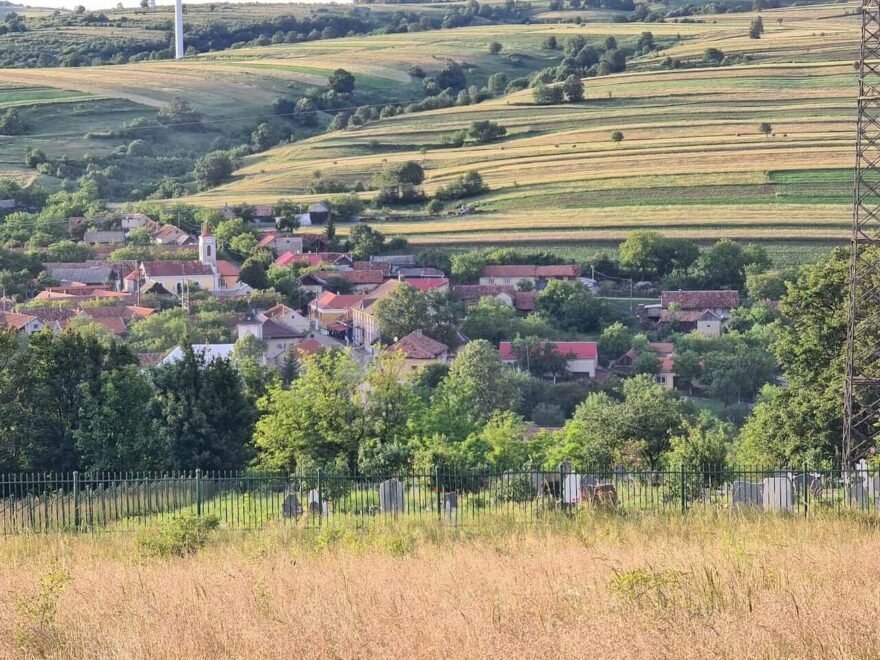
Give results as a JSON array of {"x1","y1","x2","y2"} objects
[{"x1": 1, "y1": 465, "x2": 878, "y2": 533}]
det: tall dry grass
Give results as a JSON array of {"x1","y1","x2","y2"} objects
[{"x1": 1, "y1": 512, "x2": 879, "y2": 659}]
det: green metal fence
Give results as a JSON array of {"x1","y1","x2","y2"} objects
[{"x1": 0, "y1": 465, "x2": 878, "y2": 533}]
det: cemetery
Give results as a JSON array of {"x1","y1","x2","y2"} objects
[{"x1": 2, "y1": 464, "x2": 880, "y2": 533}]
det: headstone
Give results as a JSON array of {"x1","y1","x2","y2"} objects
[
  {"x1": 562, "y1": 472, "x2": 581, "y2": 504},
  {"x1": 443, "y1": 491, "x2": 458, "y2": 518},
  {"x1": 592, "y1": 484, "x2": 618, "y2": 508},
  {"x1": 282, "y1": 493, "x2": 302, "y2": 518},
  {"x1": 732, "y1": 480, "x2": 763, "y2": 509},
  {"x1": 851, "y1": 482, "x2": 869, "y2": 509},
  {"x1": 308, "y1": 488, "x2": 321, "y2": 515},
  {"x1": 378, "y1": 478, "x2": 404, "y2": 513},
  {"x1": 762, "y1": 476, "x2": 794, "y2": 512}
]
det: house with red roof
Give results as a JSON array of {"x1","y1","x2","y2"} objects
[
  {"x1": 452, "y1": 284, "x2": 536, "y2": 313},
  {"x1": 274, "y1": 252, "x2": 352, "y2": 269},
  {"x1": 403, "y1": 278, "x2": 449, "y2": 293},
  {"x1": 499, "y1": 341, "x2": 599, "y2": 379},
  {"x1": 0, "y1": 311, "x2": 44, "y2": 335},
  {"x1": 308, "y1": 291, "x2": 364, "y2": 333},
  {"x1": 478, "y1": 264, "x2": 580, "y2": 288},
  {"x1": 387, "y1": 330, "x2": 449, "y2": 371},
  {"x1": 256, "y1": 231, "x2": 304, "y2": 256},
  {"x1": 609, "y1": 342, "x2": 677, "y2": 389},
  {"x1": 301, "y1": 269, "x2": 387, "y2": 294}
]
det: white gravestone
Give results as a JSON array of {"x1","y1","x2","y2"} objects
[
  {"x1": 762, "y1": 477, "x2": 794, "y2": 512},
  {"x1": 378, "y1": 478, "x2": 404, "y2": 513},
  {"x1": 732, "y1": 480, "x2": 763, "y2": 508}
]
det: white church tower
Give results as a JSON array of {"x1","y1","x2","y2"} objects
[{"x1": 199, "y1": 223, "x2": 219, "y2": 290}]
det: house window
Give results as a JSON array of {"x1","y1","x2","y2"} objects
[
  {"x1": 504, "y1": 278, "x2": 511, "y2": 284},
  {"x1": 207, "y1": 245, "x2": 212, "y2": 257},
  {"x1": 655, "y1": 375, "x2": 667, "y2": 384}
]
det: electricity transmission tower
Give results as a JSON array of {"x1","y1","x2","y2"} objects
[{"x1": 844, "y1": 0, "x2": 880, "y2": 466}]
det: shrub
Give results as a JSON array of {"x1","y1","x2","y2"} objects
[
  {"x1": 533, "y1": 83, "x2": 564, "y2": 105},
  {"x1": 435, "y1": 170, "x2": 488, "y2": 201},
  {"x1": 138, "y1": 513, "x2": 221, "y2": 558}
]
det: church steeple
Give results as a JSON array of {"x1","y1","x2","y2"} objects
[{"x1": 199, "y1": 222, "x2": 216, "y2": 267}]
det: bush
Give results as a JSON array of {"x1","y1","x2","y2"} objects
[
  {"x1": 435, "y1": 170, "x2": 488, "y2": 201},
  {"x1": 138, "y1": 513, "x2": 220, "y2": 558},
  {"x1": 533, "y1": 83, "x2": 564, "y2": 105}
]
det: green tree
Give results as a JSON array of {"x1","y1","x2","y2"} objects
[
  {"x1": 488, "y1": 41, "x2": 503, "y2": 54},
  {"x1": 462, "y1": 296, "x2": 517, "y2": 344},
  {"x1": 488, "y1": 72, "x2": 508, "y2": 95},
  {"x1": 75, "y1": 366, "x2": 164, "y2": 471},
  {"x1": 533, "y1": 83, "x2": 564, "y2": 105},
  {"x1": 374, "y1": 284, "x2": 429, "y2": 342},
  {"x1": 328, "y1": 68, "x2": 356, "y2": 94},
  {"x1": 251, "y1": 122, "x2": 277, "y2": 151},
  {"x1": 672, "y1": 350, "x2": 702, "y2": 394},
  {"x1": 254, "y1": 349, "x2": 363, "y2": 471},
  {"x1": 598, "y1": 322, "x2": 632, "y2": 365},
  {"x1": 151, "y1": 345, "x2": 255, "y2": 470},
  {"x1": 703, "y1": 47, "x2": 724, "y2": 64},
  {"x1": 156, "y1": 97, "x2": 203, "y2": 129},
  {"x1": 561, "y1": 75, "x2": 585, "y2": 102},
  {"x1": 749, "y1": 16, "x2": 764, "y2": 39},
  {"x1": 357, "y1": 351, "x2": 422, "y2": 473},
  {"x1": 759, "y1": 121, "x2": 772, "y2": 137},
  {"x1": 611, "y1": 131, "x2": 624, "y2": 143},
  {"x1": 46, "y1": 240, "x2": 94, "y2": 263},
  {"x1": 328, "y1": 193, "x2": 365, "y2": 220},
  {"x1": 435, "y1": 170, "x2": 488, "y2": 201},
  {"x1": 420, "y1": 340, "x2": 518, "y2": 441},
  {"x1": 467, "y1": 120, "x2": 507, "y2": 144},
  {"x1": 348, "y1": 223, "x2": 386, "y2": 260},
  {"x1": 536, "y1": 280, "x2": 607, "y2": 332},
  {"x1": 193, "y1": 151, "x2": 234, "y2": 189}
]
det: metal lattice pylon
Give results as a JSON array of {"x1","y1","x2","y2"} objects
[{"x1": 844, "y1": 0, "x2": 880, "y2": 466}]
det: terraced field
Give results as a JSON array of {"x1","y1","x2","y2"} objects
[
  {"x1": 0, "y1": 2, "x2": 863, "y2": 252},
  {"x1": 163, "y1": 2, "x2": 857, "y2": 249}
]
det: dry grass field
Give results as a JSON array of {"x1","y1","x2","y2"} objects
[{"x1": 1, "y1": 512, "x2": 879, "y2": 658}]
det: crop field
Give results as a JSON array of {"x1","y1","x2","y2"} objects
[
  {"x1": 162, "y1": 2, "x2": 861, "y2": 253},
  {"x1": 0, "y1": 2, "x2": 864, "y2": 255},
  {"x1": 3, "y1": 513, "x2": 880, "y2": 658}
]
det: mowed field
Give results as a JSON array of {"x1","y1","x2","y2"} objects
[
  {"x1": 174, "y1": 2, "x2": 859, "y2": 247},
  {"x1": 2, "y1": 514, "x2": 880, "y2": 658},
  {"x1": 0, "y1": 2, "x2": 863, "y2": 250}
]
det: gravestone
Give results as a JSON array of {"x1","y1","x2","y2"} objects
[
  {"x1": 562, "y1": 472, "x2": 581, "y2": 504},
  {"x1": 378, "y1": 478, "x2": 404, "y2": 514},
  {"x1": 762, "y1": 476, "x2": 794, "y2": 512},
  {"x1": 851, "y1": 482, "x2": 869, "y2": 509},
  {"x1": 307, "y1": 488, "x2": 323, "y2": 515},
  {"x1": 443, "y1": 492, "x2": 458, "y2": 519},
  {"x1": 732, "y1": 480, "x2": 763, "y2": 509},
  {"x1": 282, "y1": 493, "x2": 302, "y2": 518}
]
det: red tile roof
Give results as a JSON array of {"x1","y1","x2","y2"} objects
[
  {"x1": 142, "y1": 261, "x2": 214, "y2": 277},
  {"x1": 275, "y1": 252, "x2": 350, "y2": 268},
  {"x1": 313, "y1": 269, "x2": 385, "y2": 285},
  {"x1": 498, "y1": 341, "x2": 598, "y2": 361},
  {"x1": 404, "y1": 278, "x2": 449, "y2": 292},
  {"x1": 514, "y1": 291, "x2": 538, "y2": 311},
  {"x1": 452, "y1": 284, "x2": 516, "y2": 302},
  {"x1": 388, "y1": 330, "x2": 448, "y2": 360},
  {"x1": 648, "y1": 342, "x2": 675, "y2": 355},
  {"x1": 216, "y1": 260, "x2": 240, "y2": 277},
  {"x1": 0, "y1": 311, "x2": 39, "y2": 330},
  {"x1": 482, "y1": 264, "x2": 580, "y2": 278},
  {"x1": 659, "y1": 309, "x2": 722, "y2": 323},
  {"x1": 354, "y1": 260, "x2": 391, "y2": 276},
  {"x1": 660, "y1": 290, "x2": 739, "y2": 310},
  {"x1": 313, "y1": 292, "x2": 365, "y2": 310},
  {"x1": 294, "y1": 338, "x2": 325, "y2": 356}
]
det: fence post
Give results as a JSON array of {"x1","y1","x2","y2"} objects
[
  {"x1": 316, "y1": 468, "x2": 322, "y2": 525},
  {"x1": 195, "y1": 468, "x2": 202, "y2": 517},
  {"x1": 435, "y1": 465, "x2": 442, "y2": 521},
  {"x1": 802, "y1": 461, "x2": 808, "y2": 518},
  {"x1": 72, "y1": 471, "x2": 80, "y2": 530},
  {"x1": 679, "y1": 463, "x2": 686, "y2": 515}
]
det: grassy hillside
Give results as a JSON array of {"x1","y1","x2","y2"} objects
[
  {"x1": 0, "y1": 22, "x2": 636, "y2": 186},
  {"x1": 0, "y1": 2, "x2": 861, "y2": 253},
  {"x1": 169, "y1": 2, "x2": 859, "y2": 248}
]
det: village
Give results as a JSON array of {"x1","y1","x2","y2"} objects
[{"x1": 0, "y1": 201, "x2": 774, "y2": 412}]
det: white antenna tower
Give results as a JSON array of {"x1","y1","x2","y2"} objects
[{"x1": 174, "y1": 0, "x2": 184, "y2": 59}]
